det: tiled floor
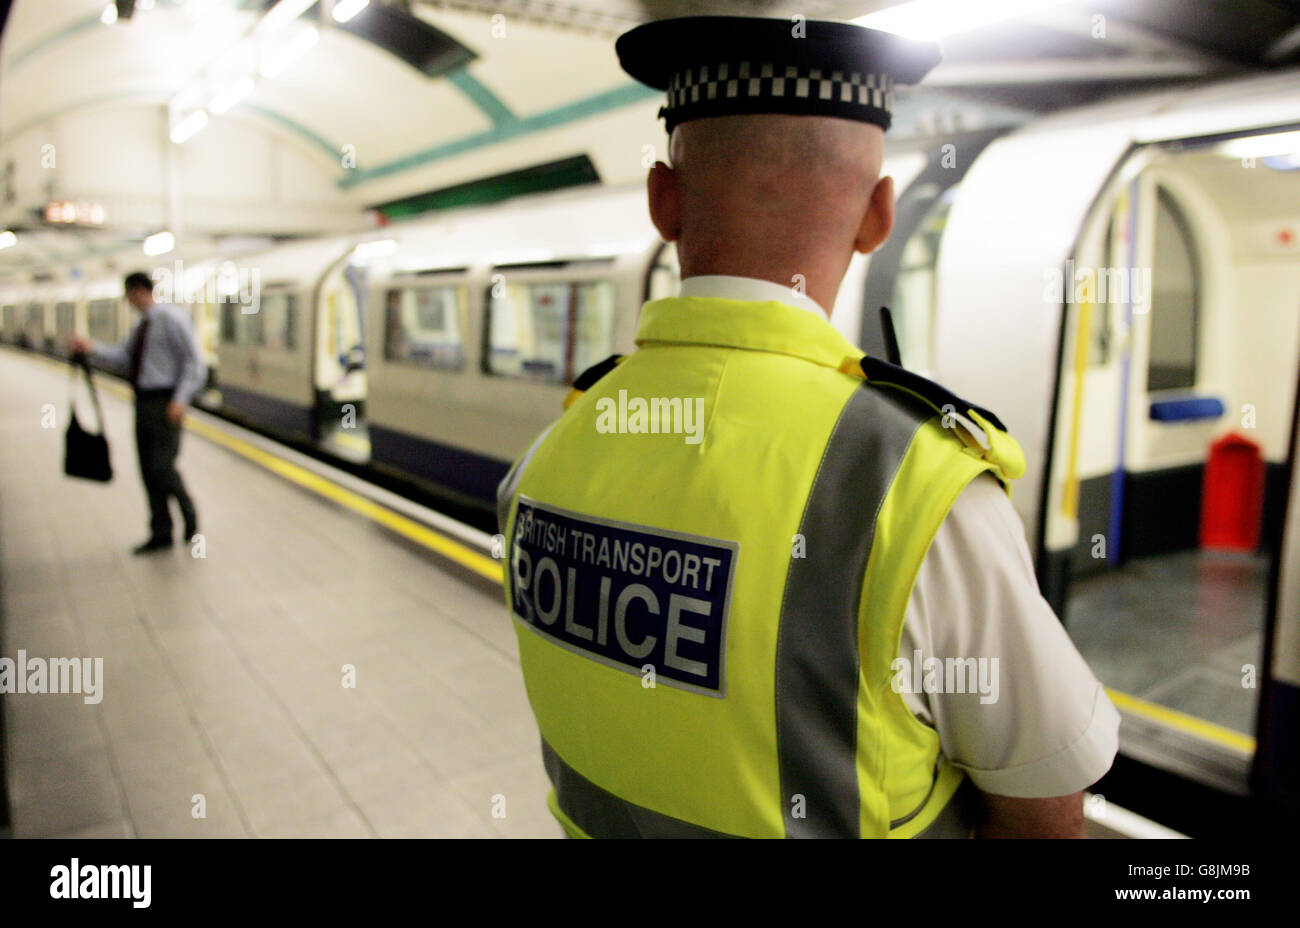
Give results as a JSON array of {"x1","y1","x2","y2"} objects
[{"x1": 0, "y1": 348, "x2": 561, "y2": 838}]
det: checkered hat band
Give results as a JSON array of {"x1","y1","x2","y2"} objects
[{"x1": 663, "y1": 61, "x2": 893, "y2": 127}]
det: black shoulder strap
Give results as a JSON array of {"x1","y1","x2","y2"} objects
[
  {"x1": 858, "y1": 354, "x2": 1008, "y2": 433},
  {"x1": 572, "y1": 354, "x2": 624, "y2": 391},
  {"x1": 68, "y1": 356, "x2": 107, "y2": 434}
]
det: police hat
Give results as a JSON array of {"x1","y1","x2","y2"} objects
[{"x1": 616, "y1": 16, "x2": 941, "y2": 133}]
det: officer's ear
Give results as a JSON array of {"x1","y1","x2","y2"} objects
[
  {"x1": 853, "y1": 174, "x2": 895, "y2": 255},
  {"x1": 647, "y1": 161, "x2": 682, "y2": 243}
]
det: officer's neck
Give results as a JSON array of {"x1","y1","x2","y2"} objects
[{"x1": 676, "y1": 257, "x2": 842, "y2": 318}]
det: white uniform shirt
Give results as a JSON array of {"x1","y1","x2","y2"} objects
[{"x1": 679, "y1": 275, "x2": 1120, "y2": 798}]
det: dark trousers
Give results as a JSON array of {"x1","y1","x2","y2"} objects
[{"x1": 134, "y1": 391, "x2": 197, "y2": 540}]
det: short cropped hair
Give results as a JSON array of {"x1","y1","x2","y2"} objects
[{"x1": 123, "y1": 271, "x2": 153, "y2": 293}]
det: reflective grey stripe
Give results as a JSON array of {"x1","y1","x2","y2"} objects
[
  {"x1": 496, "y1": 423, "x2": 554, "y2": 534},
  {"x1": 542, "y1": 739, "x2": 734, "y2": 838},
  {"x1": 777, "y1": 384, "x2": 933, "y2": 837}
]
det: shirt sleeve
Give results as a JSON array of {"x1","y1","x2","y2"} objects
[
  {"x1": 898, "y1": 472, "x2": 1120, "y2": 798},
  {"x1": 165, "y1": 308, "x2": 207, "y2": 406},
  {"x1": 89, "y1": 321, "x2": 134, "y2": 376}
]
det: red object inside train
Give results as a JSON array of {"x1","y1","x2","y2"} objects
[{"x1": 1200, "y1": 432, "x2": 1266, "y2": 551}]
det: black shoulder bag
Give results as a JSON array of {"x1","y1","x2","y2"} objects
[{"x1": 64, "y1": 356, "x2": 113, "y2": 483}]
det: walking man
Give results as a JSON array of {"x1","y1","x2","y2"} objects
[{"x1": 70, "y1": 271, "x2": 206, "y2": 554}]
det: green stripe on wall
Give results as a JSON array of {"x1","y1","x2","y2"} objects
[
  {"x1": 338, "y1": 82, "x2": 659, "y2": 189},
  {"x1": 445, "y1": 69, "x2": 516, "y2": 126},
  {"x1": 372, "y1": 155, "x2": 600, "y2": 219}
]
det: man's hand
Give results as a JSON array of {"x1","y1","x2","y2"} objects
[
  {"x1": 166, "y1": 401, "x2": 186, "y2": 425},
  {"x1": 67, "y1": 334, "x2": 93, "y2": 355},
  {"x1": 976, "y1": 791, "x2": 1085, "y2": 838}
]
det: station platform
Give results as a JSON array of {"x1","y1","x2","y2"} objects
[
  {"x1": 0, "y1": 347, "x2": 1184, "y2": 840},
  {"x1": 0, "y1": 348, "x2": 561, "y2": 838}
]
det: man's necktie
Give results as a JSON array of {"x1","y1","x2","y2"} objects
[{"x1": 128, "y1": 315, "x2": 150, "y2": 386}]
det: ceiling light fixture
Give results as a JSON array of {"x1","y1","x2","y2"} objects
[
  {"x1": 170, "y1": 110, "x2": 209, "y2": 143},
  {"x1": 332, "y1": 0, "x2": 370, "y2": 23},
  {"x1": 854, "y1": 0, "x2": 1074, "y2": 41},
  {"x1": 209, "y1": 77, "x2": 256, "y2": 114}
]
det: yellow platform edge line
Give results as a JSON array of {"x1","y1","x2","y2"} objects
[
  {"x1": 183, "y1": 416, "x2": 504, "y2": 584},
  {"x1": 1105, "y1": 686, "x2": 1256, "y2": 755}
]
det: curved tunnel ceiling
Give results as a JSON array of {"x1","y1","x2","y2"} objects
[{"x1": 0, "y1": 1, "x2": 661, "y2": 190}]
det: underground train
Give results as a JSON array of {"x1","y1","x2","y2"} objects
[{"x1": 2, "y1": 69, "x2": 1297, "y2": 830}]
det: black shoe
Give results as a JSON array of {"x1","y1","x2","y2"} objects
[
  {"x1": 132, "y1": 537, "x2": 173, "y2": 555},
  {"x1": 183, "y1": 524, "x2": 199, "y2": 543}
]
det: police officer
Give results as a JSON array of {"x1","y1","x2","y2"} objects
[
  {"x1": 498, "y1": 16, "x2": 1119, "y2": 838},
  {"x1": 69, "y1": 271, "x2": 206, "y2": 555}
]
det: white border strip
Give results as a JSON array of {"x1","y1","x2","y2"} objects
[{"x1": 1086, "y1": 793, "x2": 1188, "y2": 839}]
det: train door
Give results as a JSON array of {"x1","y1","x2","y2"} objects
[
  {"x1": 644, "y1": 241, "x2": 679, "y2": 304},
  {"x1": 312, "y1": 255, "x2": 369, "y2": 462},
  {"x1": 191, "y1": 276, "x2": 221, "y2": 403},
  {"x1": 1, "y1": 303, "x2": 16, "y2": 344},
  {"x1": 216, "y1": 283, "x2": 315, "y2": 440},
  {"x1": 1045, "y1": 132, "x2": 1300, "y2": 791},
  {"x1": 860, "y1": 130, "x2": 1004, "y2": 371},
  {"x1": 53, "y1": 298, "x2": 76, "y2": 357},
  {"x1": 1253, "y1": 354, "x2": 1300, "y2": 815},
  {"x1": 22, "y1": 300, "x2": 44, "y2": 349}
]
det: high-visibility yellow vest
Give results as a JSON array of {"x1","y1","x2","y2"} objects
[{"x1": 498, "y1": 294, "x2": 1026, "y2": 838}]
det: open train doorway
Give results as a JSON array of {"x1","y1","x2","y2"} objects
[
  {"x1": 313, "y1": 252, "x2": 370, "y2": 463},
  {"x1": 1045, "y1": 129, "x2": 1300, "y2": 792}
]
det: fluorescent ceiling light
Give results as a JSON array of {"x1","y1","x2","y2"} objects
[
  {"x1": 855, "y1": 0, "x2": 1073, "y2": 41},
  {"x1": 209, "y1": 77, "x2": 256, "y2": 114},
  {"x1": 1217, "y1": 130, "x2": 1300, "y2": 160},
  {"x1": 100, "y1": 4, "x2": 117, "y2": 25},
  {"x1": 137, "y1": 0, "x2": 155, "y2": 9},
  {"x1": 332, "y1": 0, "x2": 370, "y2": 23},
  {"x1": 0, "y1": 231, "x2": 16, "y2": 250},
  {"x1": 143, "y1": 232, "x2": 175, "y2": 257},
  {"x1": 170, "y1": 110, "x2": 209, "y2": 144},
  {"x1": 258, "y1": 0, "x2": 318, "y2": 36},
  {"x1": 260, "y1": 25, "x2": 319, "y2": 78}
]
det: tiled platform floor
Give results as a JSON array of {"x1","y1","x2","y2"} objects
[{"x1": 0, "y1": 348, "x2": 561, "y2": 838}]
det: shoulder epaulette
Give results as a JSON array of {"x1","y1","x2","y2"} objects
[
  {"x1": 857, "y1": 353, "x2": 1008, "y2": 447},
  {"x1": 564, "y1": 354, "x2": 625, "y2": 410}
]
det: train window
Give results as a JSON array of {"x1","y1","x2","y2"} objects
[
  {"x1": 220, "y1": 299, "x2": 236, "y2": 343},
  {"x1": 258, "y1": 291, "x2": 296, "y2": 351},
  {"x1": 55, "y1": 302, "x2": 75, "y2": 334},
  {"x1": 87, "y1": 299, "x2": 118, "y2": 342},
  {"x1": 25, "y1": 303, "x2": 43, "y2": 329},
  {"x1": 1147, "y1": 187, "x2": 1200, "y2": 391},
  {"x1": 485, "y1": 280, "x2": 616, "y2": 385},
  {"x1": 220, "y1": 297, "x2": 256, "y2": 345},
  {"x1": 384, "y1": 285, "x2": 465, "y2": 370}
]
